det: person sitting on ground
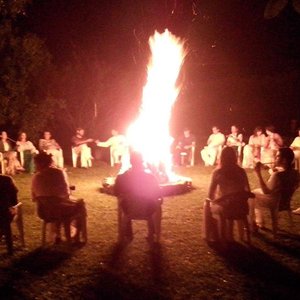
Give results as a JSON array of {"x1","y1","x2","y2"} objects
[
  {"x1": 31, "y1": 152, "x2": 87, "y2": 243},
  {"x1": 96, "y1": 129, "x2": 128, "y2": 166},
  {"x1": 204, "y1": 147, "x2": 251, "y2": 242},
  {"x1": 242, "y1": 126, "x2": 266, "y2": 169},
  {"x1": 226, "y1": 125, "x2": 244, "y2": 163},
  {"x1": 0, "y1": 131, "x2": 24, "y2": 175},
  {"x1": 0, "y1": 174, "x2": 19, "y2": 254},
  {"x1": 174, "y1": 128, "x2": 196, "y2": 166},
  {"x1": 201, "y1": 126, "x2": 225, "y2": 166},
  {"x1": 71, "y1": 128, "x2": 93, "y2": 168},
  {"x1": 16, "y1": 132, "x2": 38, "y2": 174},
  {"x1": 114, "y1": 151, "x2": 162, "y2": 243},
  {"x1": 39, "y1": 131, "x2": 64, "y2": 169},
  {"x1": 251, "y1": 147, "x2": 299, "y2": 236},
  {"x1": 261, "y1": 125, "x2": 283, "y2": 168}
]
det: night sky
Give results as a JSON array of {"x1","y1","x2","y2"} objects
[{"x1": 22, "y1": 0, "x2": 300, "y2": 139}]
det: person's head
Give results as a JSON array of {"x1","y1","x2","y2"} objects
[
  {"x1": 130, "y1": 151, "x2": 144, "y2": 170},
  {"x1": 231, "y1": 125, "x2": 239, "y2": 134},
  {"x1": 183, "y1": 128, "x2": 190, "y2": 138},
  {"x1": 111, "y1": 129, "x2": 118, "y2": 136},
  {"x1": 220, "y1": 147, "x2": 237, "y2": 168},
  {"x1": 276, "y1": 147, "x2": 295, "y2": 169},
  {"x1": 212, "y1": 126, "x2": 220, "y2": 134},
  {"x1": 18, "y1": 132, "x2": 27, "y2": 141},
  {"x1": 76, "y1": 128, "x2": 84, "y2": 136},
  {"x1": 254, "y1": 126, "x2": 263, "y2": 136},
  {"x1": 265, "y1": 125, "x2": 275, "y2": 136},
  {"x1": 1, "y1": 131, "x2": 7, "y2": 141},
  {"x1": 34, "y1": 152, "x2": 53, "y2": 171},
  {"x1": 43, "y1": 131, "x2": 52, "y2": 140}
]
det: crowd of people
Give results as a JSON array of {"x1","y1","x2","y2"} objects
[{"x1": 1, "y1": 124, "x2": 300, "y2": 253}]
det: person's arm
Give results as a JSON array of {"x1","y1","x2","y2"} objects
[
  {"x1": 39, "y1": 139, "x2": 46, "y2": 151},
  {"x1": 254, "y1": 163, "x2": 272, "y2": 194},
  {"x1": 97, "y1": 137, "x2": 112, "y2": 148},
  {"x1": 275, "y1": 134, "x2": 283, "y2": 147},
  {"x1": 208, "y1": 171, "x2": 218, "y2": 200}
]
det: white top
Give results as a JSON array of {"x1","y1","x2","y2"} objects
[
  {"x1": 249, "y1": 134, "x2": 266, "y2": 147},
  {"x1": 17, "y1": 141, "x2": 38, "y2": 153},
  {"x1": 207, "y1": 132, "x2": 225, "y2": 148},
  {"x1": 97, "y1": 135, "x2": 127, "y2": 152},
  {"x1": 226, "y1": 133, "x2": 243, "y2": 147},
  {"x1": 290, "y1": 136, "x2": 300, "y2": 149}
]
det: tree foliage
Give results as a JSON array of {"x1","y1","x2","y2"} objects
[{"x1": 0, "y1": 0, "x2": 57, "y2": 139}]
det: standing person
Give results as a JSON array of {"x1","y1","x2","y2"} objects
[
  {"x1": 71, "y1": 128, "x2": 93, "y2": 168},
  {"x1": 39, "y1": 131, "x2": 64, "y2": 169},
  {"x1": 0, "y1": 131, "x2": 23, "y2": 175},
  {"x1": 114, "y1": 151, "x2": 162, "y2": 243},
  {"x1": 31, "y1": 152, "x2": 87, "y2": 243},
  {"x1": 242, "y1": 127, "x2": 266, "y2": 169},
  {"x1": 261, "y1": 126, "x2": 283, "y2": 168},
  {"x1": 96, "y1": 129, "x2": 128, "y2": 166},
  {"x1": 204, "y1": 147, "x2": 251, "y2": 242},
  {"x1": 16, "y1": 132, "x2": 38, "y2": 174},
  {"x1": 174, "y1": 128, "x2": 196, "y2": 166},
  {"x1": 0, "y1": 174, "x2": 19, "y2": 254},
  {"x1": 201, "y1": 126, "x2": 225, "y2": 166},
  {"x1": 251, "y1": 148, "x2": 299, "y2": 235},
  {"x1": 226, "y1": 125, "x2": 244, "y2": 163}
]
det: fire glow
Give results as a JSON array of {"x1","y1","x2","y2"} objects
[{"x1": 126, "y1": 30, "x2": 186, "y2": 179}]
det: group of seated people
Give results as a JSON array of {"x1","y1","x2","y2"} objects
[{"x1": 200, "y1": 125, "x2": 300, "y2": 170}]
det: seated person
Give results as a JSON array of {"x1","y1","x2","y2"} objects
[
  {"x1": 251, "y1": 148, "x2": 299, "y2": 235},
  {"x1": 204, "y1": 147, "x2": 251, "y2": 242},
  {"x1": 226, "y1": 125, "x2": 244, "y2": 163},
  {"x1": 96, "y1": 129, "x2": 128, "y2": 166},
  {"x1": 201, "y1": 126, "x2": 225, "y2": 166},
  {"x1": 114, "y1": 151, "x2": 162, "y2": 243},
  {"x1": 39, "y1": 131, "x2": 64, "y2": 169},
  {"x1": 71, "y1": 128, "x2": 93, "y2": 168},
  {"x1": 0, "y1": 131, "x2": 23, "y2": 175},
  {"x1": 174, "y1": 128, "x2": 196, "y2": 166},
  {"x1": 31, "y1": 152, "x2": 87, "y2": 243},
  {"x1": 290, "y1": 127, "x2": 300, "y2": 166},
  {"x1": 16, "y1": 132, "x2": 38, "y2": 173},
  {"x1": 261, "y1": 126, "x2": 283, "y2": 168},
  {"x1": 0, "y1": 174, "x2": 19, "y2": 254},
  {"x1": 242, "y1": 126, "x2": 266, "y2": 169}
]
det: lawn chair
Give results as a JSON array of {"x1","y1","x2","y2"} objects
[
  {"x1": 0, "y1": 202, "x2": 24, "y2": 254},
  {"x1": 117, "y1": 196, "x2": 162, "y2": 243}
]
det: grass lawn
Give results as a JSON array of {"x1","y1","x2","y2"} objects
[{"x1": 1, "y1": 162, "x2": 300, "y2": 299}]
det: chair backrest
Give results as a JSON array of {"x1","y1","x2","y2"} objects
[
  {"x1": 277, "y1": 170, "x2": 299, "y2": 211},
  {"x1": 120, "y1": 194, "x2": 158, "y2": 220},
  {"x1": 35, "y1": 196, "x2": 64, "y2": 222}
]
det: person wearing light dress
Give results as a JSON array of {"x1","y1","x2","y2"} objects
[
  {"x1": 201, "y1": 126, "x2": 225, "y2": 166},
  {"x1": 261, "y1": 126, "x2": 283, "y2": 168},
  {"x1": 39, "y1": 131, "x2": 64, "y2": 169},
  {"x1": 242, "y1": 127, "x2": 266, "y2": 169}
]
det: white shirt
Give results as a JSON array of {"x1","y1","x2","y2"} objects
[{"x1": 207, "y1": 132, "x2": 225, "y2": 148}]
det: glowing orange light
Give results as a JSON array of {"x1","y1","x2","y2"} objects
[{"x1": 126, "y1": 29, "x2": 186, "y2": 176}]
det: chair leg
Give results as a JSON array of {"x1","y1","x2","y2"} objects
[
  {"x1": 15, "y1": 207, "x2": 25, "y2": 247},
  {"x1": 63, "y1": 221, "x2": 72, "y2": 243},
  {"x1": 270, "y1": 207, "x2": 278, "y2": 237},
  {"x1": 42, "y1": 222, "x2": 47, "y2": 246}
]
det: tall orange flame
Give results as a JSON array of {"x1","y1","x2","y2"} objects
[{"x1": 126, "y1": 30, "x2": 186, "y2": 176}]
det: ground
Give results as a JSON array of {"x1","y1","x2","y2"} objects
[{"x1": 1, "y1": 162, "x2": 300, "y2": 299}]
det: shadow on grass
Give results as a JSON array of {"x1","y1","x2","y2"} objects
[
  {"x1": 13, "y1": 246, "x2": 72, "y2": 276},
  {"x1": 210, "y1": 242, "x2": 300, "y2": 298},
  {"x1": 79, "y1": 242, "x2": 172, "y2": 300},
  {"x1": 0, "y1": 246, "x2": 76, "y2": 299}
]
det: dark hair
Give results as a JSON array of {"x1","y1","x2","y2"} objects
[
  {"x1": 220, "y1": 147, "x2": 237, "y2": 167},
  {"x1": 130, "y1": 151, "x2": 144, "y2": 168},
  {"x1": 266, "y1": 125, "x2": 275, "y2": 133},
  {"x1": 253, "y1": 126, "x2": 263, "y2": 135},
  {"x1": 278, "y1": 147, "x2": 295, "y2": 167},
  {"x1": 34, "y1": 152, "x2": 53, "y2": 169}
]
